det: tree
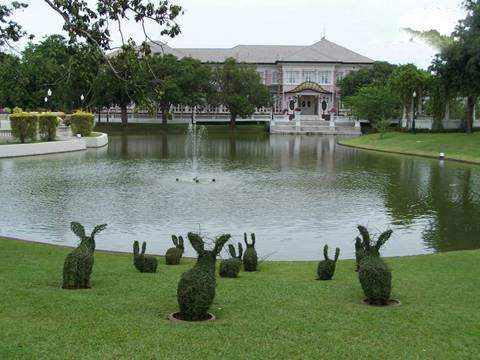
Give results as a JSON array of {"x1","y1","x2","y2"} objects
[
  {"x1": 389, "y1": 64, "x2": 428, "y2": 129},
  {"x1": 93, "y1": 44, "x2": 146, "y2": 125},
  {"x1": 338, "y1": 61, "x2": 397, "y2": 98},
  {"x1": 177, "y1": 57, "x2": 215, "y2": 122},
  {"x1": 214, "y1": 58, "x2": 271, "y2": 128},
  {"x1": 344, "y1": 85, "x2": 400, "y2": 137},
  {"x1": 0, "y1": 1, "x2": 28, "y2": 49},
  {"x1": 0, "y1": 52, "x2": 29, "y2": 109},
  {"x1": 142, "y1": 54, "x2": 183, "y2": 124}
]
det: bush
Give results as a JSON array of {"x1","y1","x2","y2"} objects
[
  {"x1": 243, "y1": 233, "x2": 258, "y2": 272},
  {"x1": 10, "y1": 112, "x2": 38, "y2": 143},
  {"x1": 71, "y1": 111, "x2": 95, "y2": 136},
  {"x1": 38, "y1": 113, "x2": 60, "y2": 141},
  {"x1": 177, "y1": 233, "x2": 230, "y2": 321},
  {"x1": 219, "y1": 242, "x2": 243, "y2": 278},
  {"x1": 12, "y1": 107, "x2": 23, "y2": 114},
  {"x1": 165, "y1": 235, "x2": 184, "y2": 265},
  {"x1": 62, "y1": 222, "x2": 107, "y2": 289},
  {"x1": 358, "y1": 256, "x2": 392, "y2": 305},
  {"x1": 355, "y1": 226, "x2": 392, "y2": 271},
  {"x1": 133, "y1": 241, "x2": 158, "y2": 273},
  {"x1": 3, "y1": 107, "x2": 11, "y2": 114},
  {"x1": 317, "y1": 245, "x2": 340, "y2": 280}
]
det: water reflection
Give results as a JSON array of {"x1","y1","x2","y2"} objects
[{"x1": 0, "y1": 132, "x2": 479, "y2": 259}]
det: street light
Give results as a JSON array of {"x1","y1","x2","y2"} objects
[
  {"x1": 412, "y1": 91, "x2": 417, "y2": 134},
  {"x1": 47, "y1": 88, "x2": 52, "y2": 97}
]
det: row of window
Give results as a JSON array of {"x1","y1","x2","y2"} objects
[{"x1": 257, "y1": 70, "x2": 347, "y2": 85}]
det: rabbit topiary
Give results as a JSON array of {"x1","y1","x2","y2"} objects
[
  {"x1": 317, "y1": 245, "x2": 340, "y2": 280},
  {"x1": 177, "y1": 232, "x2": 230, "y2": 321},
  {"x1": 133, "y1": 241, "x2": 158, "y2": 273},
  {"x1": 165, "y1": 235, "x2": 184, "y2": 265},
  {"x1": 358, "y1": 255, "x2": 392, "y2": 305},
  {"x1": 355, "y1": 225, "x2": 392, "y2": 271},
  {"x1": 242, "y1": 233, "x2": 258, "y2": 272},
  {"x1": 62, "y1": 222, "x2": 107, "y2": 289},
  {"x1": 219, "y1": 242, "x2": 243, "y2": 278}
]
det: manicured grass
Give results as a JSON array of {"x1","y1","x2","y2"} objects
[
  {"x1": 87, "y1": 132, "x2": 103, "y2": 137},
  {"x1": 339, "y1": 132, "x2": 480, "y2": 163},
  {"x1": 1, "y1": 238, "x2": 479, "y2": 359}
]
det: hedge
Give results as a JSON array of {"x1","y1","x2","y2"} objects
[
  {"x1": 71, "y1": 112, "x2": 94, "y2": 137},
  {"x1": 38, "y1": 113, "x2": 60, "y2": 141},
  {"x1": 10, "y1": 113, "x2": 38, "y2": 143}
]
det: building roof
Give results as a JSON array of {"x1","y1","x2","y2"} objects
[{"x1": 149, "y1": 38, "x2": 374, "y2": 64}]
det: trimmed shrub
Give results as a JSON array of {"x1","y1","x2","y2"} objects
[
  {"x1": 177, "y1": 233, "x2": 230, "y2": 321},
  {"x1": 133, "y1": 241, "x2": 158, "y2": 273},
  {"x1": 358, "y1": 255, "x2": 392, "y2": 305},
  {"x1": 165, "y1": 235, "x2": 184, "y2": 265},
  {"x1": 10, "y1": 112, "x2": 38, "y2": 143},
  {"x1": 243, "y1": 233, "x2": 258, "y2": 272},
  {"x1": 38, "y1": 113, "x2": 60, "y2": 141},
  {"x1": 317, "y1": 245, "x2": 340, "y2": 280},
  {"x1": 3, "y1": 107, "x2": 11, "y2": 114},
  {"x1": 219, "y1": 242, "x2": 243, "y2": 278},
  {"x1": 71, "y1": 111, "x2": 95, "y2": 136},
  {"x1": 12, "y1": 107, "x2": 23, "y2": 114},
  {"x1": 355, "y1": 226, "x2": 392, "y2": 271},
  {"x1": 62, "y1": 222, "x2": 107, "y2": 289}
]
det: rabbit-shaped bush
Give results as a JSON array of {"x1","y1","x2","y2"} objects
[
  {"x1": 355, "y1": 225, "x2": 392, "y2": 271},
  {"x1": 219, "y1": 242, "x2": 243, "y2": 278},
  {"x1": 317, "y1": 245, "x2": 340, "y2": 280},
  {"x1": 359, "y1": 255, "x2": 392, "y2": 305},
  {"x1": 62, "y1": 222, "x2": 107, "y2": 289},
  {"x1": 133, "y1": 241, "x2": 158, "y2": 273},
  {"x1": 165, "y1": 235, "x2": 184, "y2": 265},
  {"x1": 242, "y1": 233, "x2": 258, "y2": 272},
  {"x1": 177, "y1": 232, "x2": 230, "y2": 321}
]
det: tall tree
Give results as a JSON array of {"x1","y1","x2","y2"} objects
[
  {"x1": 0, "y1": 1, "x2": 28, "y2": 49},
  {"x1": 214, "y1": 58, "x2": 271, "y2": 128},
  {"x1": 389, "y1": 64, "x2": 428, "y2": 129},
  {"x1": 338, "y1": 61, "x2": 397, "y2": 98}
]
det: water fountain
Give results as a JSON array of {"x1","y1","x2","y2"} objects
[{"x1": 185, "y1": 120, "x2": 207, "y2": 183}]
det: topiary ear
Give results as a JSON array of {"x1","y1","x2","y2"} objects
[
  {"x1": 228, "y1": 244, "x2": 236, "y2": 258},
  {"x1": 188, "y1": 232, "x2": 204, "y2": 255},
  {"x1": 334, "y1": 247, "x2": 341, "y2": 262},
  {"x1": 323, "y1": 244, "x2": 330, "y2": 261},
  {"x1": 244, "y1": 232, "x2": 248, "y2": 246},
  {"x1": 141, "y1": 242, "x2": 147, "y2": 255},
  {"x1": 133, "y1": 241, "x2": 139, "y2": 255},
  {"x1": 91, "y1": 224, "x2": 107, "y2": 238},
  {"x1": 237, "y1": 242, "x2": 243, "y2": 258},
  {"x1": 178, "y1": 236, "x2": 184, "y2": 249},
  {"x1": 357, "y1": 225, "x2": 371, "y2": 250},
  {"x1": 213, "y1": 234, "x2": 231, "y2": 256},
  {"x1": 375, "y1": 229, "x2": 393, "y2": 251},
  {"x1": 250, "y1": 233, "x2": 256, "y2": 246},
  {"x1": 71, "y1": 222, "x2": 86, "y2": 239},
  {"x1": 172, "y1": 235, "x2": 178, "y2": 247}
]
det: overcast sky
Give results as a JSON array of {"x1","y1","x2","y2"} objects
[{"x1": 13, "y1": 0, "x2": 466, "y2": 69}]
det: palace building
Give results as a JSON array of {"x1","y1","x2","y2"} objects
[{"x1": 150, "y1": 38, "x2": 374, "y2": 118}]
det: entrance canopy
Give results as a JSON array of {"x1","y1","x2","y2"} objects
[{"x1": 285, "y1": 82, "x2": 331, "y2": 95}]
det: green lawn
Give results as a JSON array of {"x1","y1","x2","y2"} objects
[
  {"x1": 339, "y1": 132, "x2": 480, "y2": 163},
  {"x1": 1, "y1": 238, "x2": 479, "y2": 359}
]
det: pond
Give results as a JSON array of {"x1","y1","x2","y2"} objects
[{"x1": 1, "y1": 131, "x2": 480, "y2": 260}]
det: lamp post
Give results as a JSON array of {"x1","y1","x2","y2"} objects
[
  {"x1": 411, "y1": 91, "x2": 417, "y2": 134},
  {"x1": 45, "y1": 88, "x2": 52, "y2": 110},
  {"x1": 80, "y1": 94, "x2": 85, "y2": 111}
]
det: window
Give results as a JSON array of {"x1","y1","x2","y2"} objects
[
  {"x1": 335, "y1": 72, "x2": 344, "y2": 84},
  {"x1": 272, "y1": 71, "x2": 278, "y2": 84},
  {"x1": 285, "y1": 71, "x2": 300, "y2": 84},
  {"x1": 318, "y1": 71, "x2": 332, "y2": 85},
  {"x1": 303, "y1": 70, "x2": 316, "y2": 83}
]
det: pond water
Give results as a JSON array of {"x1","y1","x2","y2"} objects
[{"x1": 1, "y1": 131, "x2": 480, "y2": 260}]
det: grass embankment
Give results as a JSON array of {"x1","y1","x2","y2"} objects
[
  {"x1": 1, "y1": 238, "x2": 479, "y2": 359},
  {"x1": 339, "y1": 132, "x2": 480, "y2": 163}
]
